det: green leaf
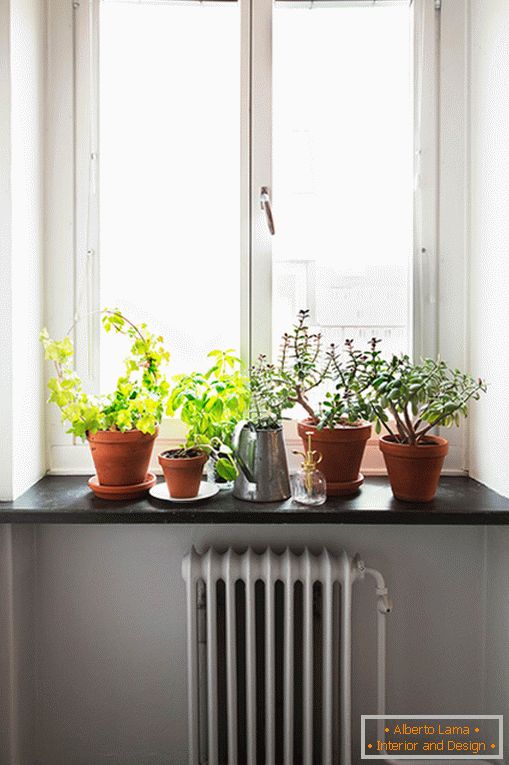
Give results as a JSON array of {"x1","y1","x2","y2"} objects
[{"x1": 215, "y1": 457, "x2": 238, "y2": 481}]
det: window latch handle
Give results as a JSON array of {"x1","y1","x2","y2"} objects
[{"x1": 260, "y1": 186, "x2": 275, "y2": 236}]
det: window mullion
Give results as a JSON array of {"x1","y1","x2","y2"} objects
[
  {"x1": 247, "y1": 0, "x2": 273, "y2": 364},
  {"x1": 73, "y1": 0, "x2": 101, "y2": 395},
  {"x1": 413, "y1": 0, "x2": 440, "y2": 360},
  {"x1": 45, "y1": 0, "x2": 77, "y2": 456}
]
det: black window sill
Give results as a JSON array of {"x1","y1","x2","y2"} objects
[{"x1": 0, "y1": 475, "x2": 508, "y2": 524}]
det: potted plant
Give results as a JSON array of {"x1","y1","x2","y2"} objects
[
  {"x1": 369, "y1": 354, "x2": 486, "y2": 502},
  {"x1": 232, "y1": 354, "x2": 291, "y2": 502},
  {"x1": 40, "y1": 310, "x2": 170, "y2": 499},
  {"x1": 164, "y1": 350, "x2": 249, "y2": 489},
  {"x1": 275, "y1": 310, "x2": 376, "y2": 495},
  {"x1": 158, "y1": 444, "x2": 209, "y2": 500}
]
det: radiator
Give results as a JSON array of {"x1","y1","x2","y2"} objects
[{"x1": 182, "y1": 547, "x2": 391, "y2": 765}]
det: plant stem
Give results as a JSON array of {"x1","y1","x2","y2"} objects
[
  {"x1": 294, "y1": 389, "x2": 318, "y2": 423},
  {"x1": 414, "y1": 385, "x2": 482, "y2": 441},
  {"x1": 403, "y1": 404, "x2": 416, "y2": 445},
  {"x1": 390, "y1": 405, "x2": 410, "y2": 442},
  {"x1": 381, "y1": 419, "x2": 397, "y2": 438},
  {"x1": 66, "y1": 309, "x2": 146, "y2": 344}
]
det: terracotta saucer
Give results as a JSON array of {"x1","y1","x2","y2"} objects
[
  {"x1": 326, "y1": 473, "x2": 364, "y2": 497},
  {"x1": 88, "y1": 472, "x2": 156, "y2": 501}
]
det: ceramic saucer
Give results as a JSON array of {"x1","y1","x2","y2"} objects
[
  {"x1": 88, "y1": 472, "x2": 156, "y2": 501},
  {"x1": 149, "y1": 480, "x2": 220, "y2": 503}
]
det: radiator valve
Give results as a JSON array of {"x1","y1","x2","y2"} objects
[
  {"x1": 376, "y1": 589, "x2": 393, "y2": 614},
  {"x1": 353, "y1": 553, "x2": 366, "y2": 578}
]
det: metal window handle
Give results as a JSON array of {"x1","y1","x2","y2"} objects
[{"x1": 260, "y1": 186, "x2": 275, "y2": 235}]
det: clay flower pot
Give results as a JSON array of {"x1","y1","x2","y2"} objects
[
  {"x1": 297, "y1": 419, "x2": 372, "y2": 496},
  {"x1": 87, "y1": 428, "x2": 158, "y2": 486},
  {"x1": 158, "y1": 450, "x2": 208, "y2": 499},
  {"x1": 379, "y1": 434, "x2": 449, "y2": 502}
]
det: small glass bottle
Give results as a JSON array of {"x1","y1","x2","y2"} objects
[{"x1": 291, "y1": 431, "x2": 327, "y2": 506}]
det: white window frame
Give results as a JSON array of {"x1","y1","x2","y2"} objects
[{"x1": 45, "y1": 0, "x2": 470, "y2": 475}]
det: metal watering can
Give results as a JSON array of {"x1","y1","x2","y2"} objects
[{"x1": 232, "y1": 421, "x2": 291, "y2": 502}]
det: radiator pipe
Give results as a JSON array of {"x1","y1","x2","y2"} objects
[{"x1": 353, "y1": 555, "x2": 393, "y2": 746}]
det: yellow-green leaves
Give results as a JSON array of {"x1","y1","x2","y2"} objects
[
  {"x1": 115, "y1": 410, "x2": 133, "y2": 431},
  {"x1": 40, "y1": 329, "x2": 74, "y2": 363},
  {"x1": 136, "y1": 414, "x2": 156, "y2": 434},
  {"x1": 40, "y1": 309, "x2": 171, "y2": 439}
]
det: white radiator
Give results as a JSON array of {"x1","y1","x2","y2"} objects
[{"x1": 182, "y1": 547, "x2": 391, "y2": 765}]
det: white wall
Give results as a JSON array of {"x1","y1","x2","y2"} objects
[
  {"x1": 438, "y1": 0, "x2": 470, "y2": 473},
  {"x1": 485, "y1": 527, "x2": 509, "y2": 757},
  {"x1": 1, "y1": 521, "x2": 504, "y2": 765},
  {"x1": 0, "y1": 0, "x2": 46, "y2": 501},
  {"x1": 468, "y1": 3, "x2": 509, "y2": 755},
  {"x1": 27, "y1": 524, "x2": 485, "y2": 765},
  {"x1": 0, "y1": 526, "x2": 36, "y2": 765},
  {"x1": 0, "y1": 0, "x2": 15, "y2": 501},
  {"x1": 468, "y1": 0, "x2": 509, "y2": 498},
  {"x1": 10, "y1": 0, "x2": 46, "y2": 499}
]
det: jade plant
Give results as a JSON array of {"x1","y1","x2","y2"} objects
[
  {"x1": 249, "y1": 354, "x2": 288, "y2": 429},
  {"x1": 275, "y1": 309, "x2": 331, "y2": 422},
  {"x1": 369, "y1": 354, "x2": 487, "y2": 445},
  {"x1": 274, "y1": 309, "x2": 377, "y2": 428},
  {"x1": 166, "y1": 350, "x2": 249, "y2": 480},
  {"x1": 317, "y1": 337, "x2": 383, "y2": 428},
  {"x1": 40, "y1": 309, "x2": 170, "y2": 437}
]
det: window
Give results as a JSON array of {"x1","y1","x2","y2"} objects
[
  {"x1": 47, "y1": 0, "x2": 443, "y2": 468},
  {"x1": 272, "y1": 3, "x2": 413, "y2": 358},
  {"x1": 93, "y1": 0, "x2": 419, "y2": 373},
  {"x1": 99, "y1": 0, "x2": 241, "y2": 390}
]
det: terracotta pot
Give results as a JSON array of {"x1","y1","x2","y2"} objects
[
  {"x1": 379, "y1": 434, "x2": 449, "y2": 502},
  {"x1": 88, "y1": 472, "x2": 156, "y2": 501},
  {"x1": 87, "y1": 428, "x2": 158, "y2": 486},
  {"x1": 158, "y1": 451, "x2": 208, "y2": 499},
  {"x1": 297, "y1": 419, "x2": 372, "y2": 496}
]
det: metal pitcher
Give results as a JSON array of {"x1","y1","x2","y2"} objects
[{"x1": 232, "y1": 421, "x2": 291, "y2": 502}]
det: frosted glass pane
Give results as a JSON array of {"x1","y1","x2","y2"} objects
[
  {"x1": 273, "y1": 4, "x2": 413, "y2": 356},
  {"x1": 99, "y1": 1, "x2": 240, "y2": 391}
]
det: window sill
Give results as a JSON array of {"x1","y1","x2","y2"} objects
[{"x1": 0, "y1": 475, "x2": 508, "y2": 525}]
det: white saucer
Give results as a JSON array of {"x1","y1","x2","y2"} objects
[{"x1": 149, "y1": 480, "x2": 220, "y2": 503}]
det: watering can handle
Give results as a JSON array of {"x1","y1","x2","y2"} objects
[
  {"x1": 232, "y1": 420, "x2": 256, "y2": 484},
  {"x1": 232, "y1": 420, "x2": 248, "y2": 452}
]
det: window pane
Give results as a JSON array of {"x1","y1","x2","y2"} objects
[
  {"x1": 99, "y1": 1, "x2": 240, "y2": 390},
  {"x1": 272, "y1": 3, "x2": 413, "y2": 356}
]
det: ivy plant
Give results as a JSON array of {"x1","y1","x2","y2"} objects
[
  {"x1": 40, "y1": 309, "x2": 170, "y2": 437},
  {"x1": 166, "y1": 350, "x2": 249, "y2": 479},
  {"x1": 368, "y1": 354, "x2": 487, "y2": 445}
]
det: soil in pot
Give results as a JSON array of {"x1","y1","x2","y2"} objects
[
  {"x1": 379, "y1": 434, "x2": 449, "y2": 502},
  {"x1": 158, "y1": 449, "x2": 208, "y2": 499},
  {"x1": 297, "y1": 419, "x2": 371, "y2": 496},
  {"x1": 87, "y1": 428, "x2": 158, "y2": 486}
]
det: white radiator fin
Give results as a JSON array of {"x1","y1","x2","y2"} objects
[{"x1": 183, "y1": 547, "x2": 363, "y2": 765}]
